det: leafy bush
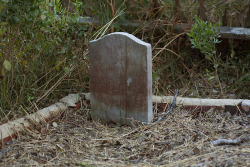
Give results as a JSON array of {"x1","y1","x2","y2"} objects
[
  {"x1": 187, "y1": 15, "x2": 221, "y2": 63},
  {"x1": 0, "y1": 0, "x2": 89, "y2": 118},
  {"x1": 187, "y1": 15, "x2": 224, "y2": 92}
]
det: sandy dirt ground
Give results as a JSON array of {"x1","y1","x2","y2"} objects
[{"x1": 0, "y1": 106, "x2": 249, "y2": 167}]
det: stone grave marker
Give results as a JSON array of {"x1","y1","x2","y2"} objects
[{"x1": 89, "y1": 32, "x2": 153, "y2": 125}]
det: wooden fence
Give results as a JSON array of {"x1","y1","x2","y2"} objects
[{"x1": 58, "y1": 0, "x2": 250, "y2": 40}]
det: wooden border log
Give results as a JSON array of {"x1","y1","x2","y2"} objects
[
  {"x1": 0, "y1": 94, "x2": 80, "y2": 145},
  {"x1": 153, "y1": 95, "x2": 250, "y2": 114},
  {"x1": 153, "y1": 95, "x2": 243, "y2": 106},
  {"x1": 83, "y1": 93, "x2": 249, "y2": 114}
]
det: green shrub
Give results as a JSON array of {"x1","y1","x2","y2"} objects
[
  {"x1": 0, "y1": 0, "x2": 89, "y2": 118},
  {"x1": 187, "y1": 15, "x2": 221, "y2": 63}
]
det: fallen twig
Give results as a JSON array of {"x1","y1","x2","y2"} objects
[
  {"x1": 212, "y1": 135, "x2": 250, "y2": 146},
  {"x1": 142, "y1": 89, "x2": 179, "y2": 125}
]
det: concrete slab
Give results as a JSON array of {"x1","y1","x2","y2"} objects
[{"x1": 89, "y1": 32, "x2": 153, "y2": 125}]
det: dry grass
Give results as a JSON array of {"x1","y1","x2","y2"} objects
[{"x1": 0, "y1": 105, "x2": 249, "y2": 167}]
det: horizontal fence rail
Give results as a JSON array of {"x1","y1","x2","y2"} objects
[{"x1": 61, "y1": 16, "x2": 250, "y2": 40}]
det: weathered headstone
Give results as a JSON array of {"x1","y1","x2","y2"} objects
[{"x1": 89, "y1": 32, "x2": 153, "y2": 125}]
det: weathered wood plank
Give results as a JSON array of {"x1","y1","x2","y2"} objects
[
  {"x1": 173, "y1": 23, "x2": 250, "y2": 40},
  {"x1": 63, "y1": 16, "x2": 250, "y2": 40}
]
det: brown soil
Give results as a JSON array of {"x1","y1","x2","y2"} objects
[{"x1": 0, "y1": 106, "x2": 249, "y2": 167}]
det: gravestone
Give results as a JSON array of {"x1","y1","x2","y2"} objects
[{"x1": 89, "y1": 32, "x2": 153, "y2": 125}]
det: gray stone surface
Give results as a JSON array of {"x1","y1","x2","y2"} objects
[{"x1": 89, "y1": 32, "x2": 153, "y2": 125}]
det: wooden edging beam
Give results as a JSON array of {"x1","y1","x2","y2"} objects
[
  {"x1": 83, "y1": 93, "x2": 249, "y2": 114},
  {"x1": 152, "y1": 95, "x2": 250, "y2": 114},
  {"x1": 0, "y1": 94, "x2": 80, "y2": 146}
]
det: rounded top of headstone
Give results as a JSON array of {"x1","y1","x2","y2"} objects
[{"x1": 90, "y1": 32, "x2": 151, "y2": 47}]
